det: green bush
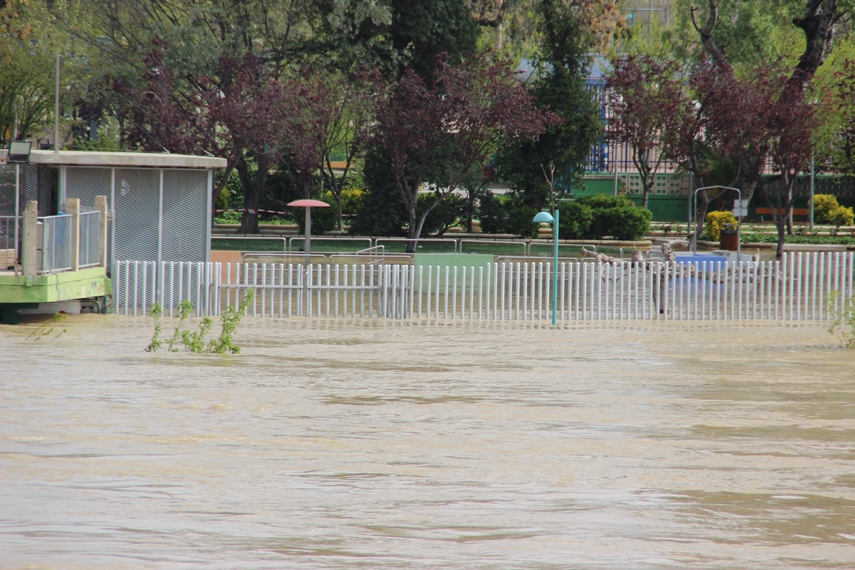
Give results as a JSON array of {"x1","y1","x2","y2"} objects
[
  {"x1": 339, "y1": 188, "x2": 365, "y2": 215},
  {"x1": 828, "y1": 205, "x2": 855, "y2": 227},
  {"x1": 813, "y1": 194, "x2": 854, "y2": 227},
  {"x1": 416, "y1": 193, "x2": 464, "y2": 236},
  {"x1": 474, "y1": 193, "x2": 650, "y2": 240},
  {"x1": 504, "y1": 199, "x2": 540, "y2": 239},
  {"x1": 813, "y1": 194, "x2": 840, "y2": 223},
  {"x1": 575, "y1": 194, "x2": 635, "y2": 210},
  {"x1": 602, "y1": 207, "x2": 652, "y2": 240},
  {"x1": 214, "y1": 187, "x2": 231, "y2": 211},
  {"x1": 477, "y1": 192, "x2": 508, "y2": 234},
  {"x1": 576, "y1": 195, "x2": 634, "y2": 239},
  {"x1": 556, "y1": 201, "x2": 593, "y2": 239},
  {"x1": 349, "y1": 146, "x2": 407, "y2": 236}
]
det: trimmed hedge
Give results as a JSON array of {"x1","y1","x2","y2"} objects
[
  {"x1": 556, "y1": 201, "x2": 593, "y2": 239},
  {"x1": 602, "y1": 207, "x2": 653, "y2": 240},
  {"x1": 477, "y1": 193, "x2": 652, "y2": 241}
]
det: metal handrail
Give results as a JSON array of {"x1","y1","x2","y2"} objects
[
  {"x1": 211, "y1": 236, "x2": 289, "y2": 253},
  {"x1": 354, "y1": 244, "x2": 386, "y2": 265},
  {"x1": 288, "y1": 236, "x2": 372, "y2": 253},
  {"x1": 496, "y1": 255, "x2": 597, "y2": 263},
  {"x1": 458, "y1": 239, "x2": 527, "y2": 255},
  {"x1": 241, "y1": 251, "x2": 328, "y2": 264},
  {"x1": 374, "y1": 237, "x2": 459, "y2": 253}
]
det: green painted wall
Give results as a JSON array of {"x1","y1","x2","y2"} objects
[
  {"x1": 577, "y1": 175, "x2": 688, "y2": 222},
  {"x1": 413, "y1": 253, "x2": 494, "y2": 292},
  {"x1": 0, "y1": 267, "x2": 110, "y2": 305},
  {"x1": 579, "y1": 173, "x2": 855, "y2": 223}
]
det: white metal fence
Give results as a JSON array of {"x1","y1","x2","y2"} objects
[
  {"x1": 39, "y1": 214, "x2": 73, "y2": 273},
  {"x1": 113, "y1": 252, "x2": 855, "y2": 321},
  {"x1": 78, "y1": 209, "x2": 101, "y2": 268}
]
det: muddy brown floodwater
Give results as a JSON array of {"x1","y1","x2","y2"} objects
[{"x1": 1, "y1": 316, "x2": 854, "y2": 569}]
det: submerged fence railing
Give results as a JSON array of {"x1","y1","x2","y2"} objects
[{"x1": 113, "y1": 252, "x2": 855, "y2": 321}]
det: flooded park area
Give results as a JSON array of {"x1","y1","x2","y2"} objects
[{"x1": 1, "y1": 315, "x2": 854, "y2": 569}]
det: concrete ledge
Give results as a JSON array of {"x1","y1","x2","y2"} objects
[
  {"x1": 782, "y1": 243, "x2": 850, "y2": 252},
  {"x1": 1, "y1": 149, "x2": 226, "y2": 169},
  {"x1": 0, "y1": 266, "x2": 110, "y2": 304}
]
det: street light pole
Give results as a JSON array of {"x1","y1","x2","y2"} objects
[
  {"x1": 14, "y1": 164, "x2": 20, "y2": 274},
  {"x1": 552, "y1": 209, "x2": 559, "y2": 326},
  {"x1": 533, "y1": 209, "x2": 559, "y2": 326},
  {"x1": 810, "y1": 152, "x2": 815, "y2": 228}
]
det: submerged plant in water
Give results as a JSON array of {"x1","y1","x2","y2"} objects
[
  {"x1": 27, "y1": 313, "x2": 67, "y2": 341},
  {"x1": 207, "y1": 289, "x2": 255, "y2": 354},
  {"x1": 145, "y1": 303, "x2": 163, "y2": 352},
  {"x1": 146, "y1": 290, "x2": 254, "y2": 354},
  {"x1": 826, "y1": 290, "x2": 855, "y2": 348}
]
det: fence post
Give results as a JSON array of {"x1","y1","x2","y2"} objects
[
  {"x1": 66, "y1": 197, "x2": 80, "y2": 271},
  {"x1": 22, "y1": 201, "x2": 38, "y2": 278},
  {"x1": 95, "y1": 196, "x2": 109, "y2": 268}
]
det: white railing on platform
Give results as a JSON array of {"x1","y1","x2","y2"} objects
[
  {"x1": 78, "y1": 209, "x2": 101, "y2": 268},
  {"x1": 113, "y1": 252, "x2": 855, "y2": 321},
  {"x1": 38, "y1": 214, "x2": 73, "y2": 273}
]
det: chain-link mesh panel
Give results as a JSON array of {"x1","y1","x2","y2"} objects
[
  {"x1": 21, "y1": 164, "x2": 41, "y2": 216},
  {"x1": 113, "y1": 169, "x2": 160, "y2": 262},
  {"x1": 1, "y1": 164, "x2": 42, "y2": 214},
  {"x1": 0, "y1": 165, "x2": 38, "y2": 258},
  {"x1": 65, "y1": 167, "x2": 111, "y2": 209},
  {"x1": 0, "y1": 163, "x2": 16, "y2": 216},
  {"x1": 162, "y1": 170, "x2": 208, "y2": 262}
]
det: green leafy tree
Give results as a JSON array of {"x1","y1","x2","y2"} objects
[
  {"x1": 69, "y1": 0, "x2": 391, "y2": 233},
  {"x1": 0, "y1": 0, "x2": 80, "y2": 147},
  {"x1": 369, "y1": 53, "x2": 551, "y2": 252},
  {"x1": 469, "y1": 0, "x2": 624, "y2": 55},
  {"x1": 349, "y1": 146, "x2": 408, "y2": 236},
  {"x1": 496, "y1": 0, "x2": 601, "y2": 211},
  {"x1": 813, "y1": 37, "x2": 855, "y2": 177}
]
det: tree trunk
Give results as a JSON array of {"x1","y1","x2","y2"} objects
[
  {"x1": 776, "y1": 218, "x2": 786, "y2": 258},
  {"x1": 691, "y1": 190, "x2": 710, "y2": 249},
  {"x1": 756, "y1": 181, "x2": 787, "y2": 259},
  {"x1": 786, "y1": 184, "x2": 794, "y2": 235},
  {"x1": 405, "y1": 207, "x2": 418, "y2": 253},
  {"x1": 237, "y1": 156, "x2": 268, "y2": 234},
  {"x1": 464, "y1": 188, "x2": 474, "y2": 233}
]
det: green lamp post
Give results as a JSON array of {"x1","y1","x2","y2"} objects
[{"x1": 533, "y1": 209, "x2": 559, "y2": 326}]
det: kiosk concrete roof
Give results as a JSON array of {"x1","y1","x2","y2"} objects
[{"x1": 0, "y1": 149, "x2": 227, "y2": 169}]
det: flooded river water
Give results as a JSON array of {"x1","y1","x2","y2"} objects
[{"x1": 1, "y1": 316, "x2": 854, "y2": 569}]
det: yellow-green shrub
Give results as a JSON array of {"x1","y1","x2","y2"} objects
[
  {"x1": 814, "y1": 194, "x2": 855, "y2": 226},
  {"x1": 813, "y1": 194, "x2": 840, "y2": 223},
  {"x1": 326, "y1": 188, "x2": 365, "y2": 214},
  {"x1": 828, "y1": 205, "x2": 855, "y2": 227},
  {"x1": 705, "y1": 210, "x2": 738, "y2": 241}
]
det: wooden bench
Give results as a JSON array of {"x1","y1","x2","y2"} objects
[{"x1": 755, "y1": 207, "x2": 809, "y2": 221}]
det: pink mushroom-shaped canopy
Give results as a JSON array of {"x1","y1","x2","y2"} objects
[{"x1": 287, "y1": 199, "x2": 330, "y2": 208}]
